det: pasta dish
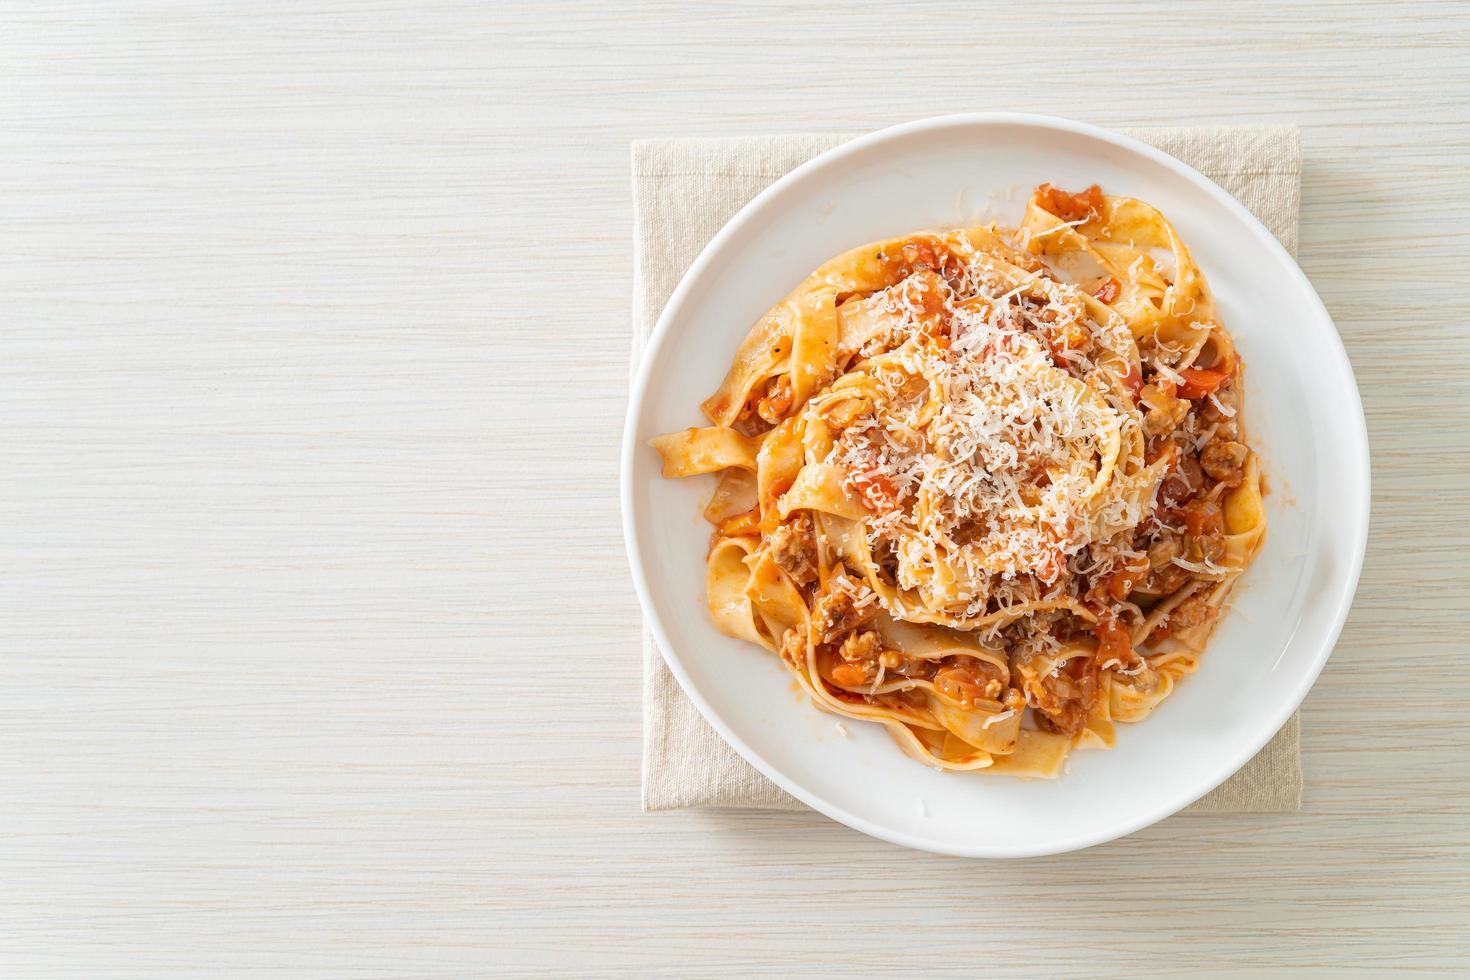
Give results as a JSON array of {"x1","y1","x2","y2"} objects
[{"x1": 650, "y1": 184, "x2": 1266, "y2": 777}]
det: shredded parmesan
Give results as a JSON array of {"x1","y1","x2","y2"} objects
[
  {"x1": 1027, "y1": 216, "x2": 1091, "y2": 241},
  {"x1": 1153, "y1": 361, "x2": 1186, "y2": 387},
  {"x1": 832, "y1": 573, "x2": 878, "y2": 609},
  {"x1": 1172, "y1": 556, "x2": 1233, "y2": 576},
  {"x1": 1192, "y1": 422, "x2": 1221, "y2": 452},
  {"x1": 845, "y1": 232, "x2": 1245, "y2": 723},
  {"x1": 826, "y1": 253, "x2": 1150, "y2": 622}
]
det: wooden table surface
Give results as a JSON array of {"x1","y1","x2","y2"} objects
[{"x1": 4, "y1": 2, "x2": 1469, "y2": 975}]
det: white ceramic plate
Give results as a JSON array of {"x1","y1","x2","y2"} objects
[{"x1": 622, "y1": 113, "x2": 1369, "y2": 858}]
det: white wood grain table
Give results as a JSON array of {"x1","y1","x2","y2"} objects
[{"x1": 3, "y1": 2, "x2": 1469, "y2": 975}]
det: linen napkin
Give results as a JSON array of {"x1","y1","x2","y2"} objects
[{"x1": 633, "y1": 126, "x2": 1303, "y2": 813}]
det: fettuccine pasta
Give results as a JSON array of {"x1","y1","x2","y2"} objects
[{"x1": 651, "y1": 184, "x2": 1266, "y2": 777}]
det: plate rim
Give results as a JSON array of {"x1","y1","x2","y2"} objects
[{"x1": 621, "y1": 111, "x2": 1370, "y2": 858}]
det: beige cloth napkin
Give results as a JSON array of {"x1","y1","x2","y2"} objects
[{"x1": 633, "y1": 126, "x2": 1303, "y2": 813}]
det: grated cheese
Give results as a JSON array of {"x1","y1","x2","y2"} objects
[
  {"x1": 1153, "y1": 361, "x2": 1186, "y2": 387},
  {"x1": 1207, "y1": 393, "x2": 1237, "y2": 418},
  {"x1": 821, "y1": 241, "x2": 1175, "y2": 629},
  {"x1": 1026, "y1": 216, "x2": 1091, "y2": 241},
  {"x1": 1192, "y1": 422, "x2": 1221, "y2": 453},
  {"x1": 1171, "y1": 556, "x2": 1232, "y2": 576}
]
